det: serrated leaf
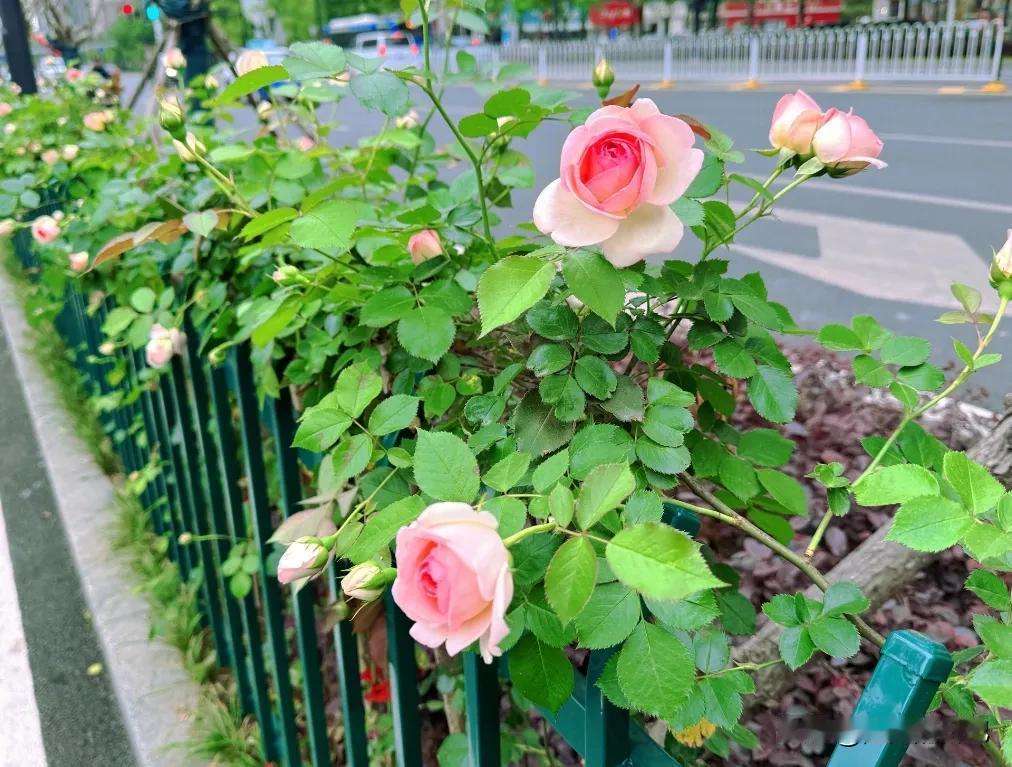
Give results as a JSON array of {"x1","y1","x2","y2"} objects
[
  {"x1": 350, "y1": 70, "x2": 410, "y2": 116},
  {"x1": 508, "y1": 635, "x2": 574, "y2": 713},
  {"x1": 413, "y1": 431, "x2": 479, "y2": 502},
  {"x1": 808, "y1": 616, "x2": 860, "y2": 658},
  {"x1": 886, "y1": 495, "x2": 972, "y2": 552},
  {"x1": 367, "y1": 395, "x2": 419, "y2": 436},
  {"x1": 397, "y1": 306, "x2": 455, "y2": 363},
  {"x1": 347, "y1": 496, "x2": 425, "y2": 564},
  {"x1": 545, "y1": 536, "x2": 597, "y2": 624},
  {"x1": 969, "y1": 660, "x2": 1012, "y2": 708},
  {"x1": 943, "y1": 451, "x2": 1005, "y2": 516},
  {"x1": 216, "y1": 65, "x2": 289, "y2": 103},
  {"x1": 292, "y1": 407, "x2": 351, "y2": 451},
  {"x1": 617, "y1": 622, "x2": 694, "y2": 718},
  {"x1": 748, "y1": 365, "x2": 798, "y2": 423},
  {"x1": 483, "y1": 452, "x2": 531, "y2": 492},
  {"x1": 821, "y1": 582, "x2": 870, "y2": 617},
  {"x1": 575, "y1": 583, "x2": 641, "y2": 649},
  {"x1": 606, "y1": 523, "x2": 722, "y2": 601},
  {"x1": 576, "y1": 463, "x2": 635, "y2": 529},
  {"x1": 738, "y1": 428, "x2": 794, "y2": 467},
  {"x1": 563, "y1": 250, "x2": 624, "y2": 325},
  {"x1": 965, "y1": 570, "x2": 1011, "y2": 611},
  {"x1": 478, "y1": 257, "x2": 555, "y2": 336},
  {"x1": 335, "y1": 362, "x2": 383, "y2": 418},
  {"x1": 854, "y1": 464, "x2": 939, "y2": 507},
  {"x1": 779, "y1": 625, "x2": 815, "y2": 670},
  {"x1": 290, "y1": 200, "x2": 358, "y2": 251}
]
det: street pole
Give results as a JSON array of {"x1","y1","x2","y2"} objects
[{"x1": 0, "y1": 0, "x2": 37, "y2": 95}]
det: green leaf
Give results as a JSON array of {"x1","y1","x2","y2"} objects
[
  {"x1": 335, "y1": 363, "x2": 383, "y2": 418},
  {"x1": 636, "y1": 439, "x2": 690, "y2": 476},
  {"x1": 747, "y1": 366, "x2": 798, "y2": 423},
  {"x1": 714, "y1": 340, "x2": 757, "y2": 378},
  {"x1": 600, "y1": 376, "x2": 645, "y2": 422},
  {"x1": 548, "y1": 483, "x2": 575, "y2": 528},
  {"x1": 641, "y1": 405, "x2": 692, "y2": 447},
  {"x1": 576, "y1": 463, "x2": 635, "y2": 530},
  {"x1": 817, "y1": 323, "x2": 865, "y2": 351},
  {"x1": 716, "y1": 589, "x2": 757, "y2": 635},
  {"x1": 545, "y1": 537, "x2": 597, "y2": 624},
  {"x1": 808, "y1": 616, "x2": 860, "y2": 658},
  {"x1": 881, "y1": 335, "x2": 931, "y2": 367},
  {"x1": 853, "y1": 354, "x2": 893, "y2": 388},
  {"x1": 129, "y1": 287, "x2": 156, "y2": 313},
  {"x1": 331, "y1": 434, "x2": 372, "y2": 486},
  {"x1": 290, "y1": 200, "x2": 358, "y2": 251},
  {"x1": 347, "y1": 496, "x2": 425, "y2": 564},
  {"x1": 563, "y1": 250, "x2": 624, "y2": 325},
  {"x1": 779, "y1": 625, "x2": 816, "y2": 670},
  {"x1": 757, "y1": 469, "x2": 807, "y2": 516},
  {"x1": 413, "y1": 431, "x2": 479, "y2": 502},
  {"x1": 283, "y1": 41, "x2": 347, "y2": 79},
  {"x1": 885, "y1": 495, "x2": 973, "y2": 552},
  {"x1": 965, "y1": 570, "x2": 1011, "y2": 611},
  {"x1": 478, "y1": 257, "x2": 556, "y2": 336},
  {"x1": 738, "y1": 429, "x2": 794, "y2": 467},
  {"x1": 853, "y1": 464, "x2": 940, "y2": 507},
  {"x1": 763, "y1": 594, "x2": 802, "y2": 626},
  {"x1": 606, "y1": 523, "x2": 722, "y2": 601},
  {"x1": 483, "y1": 452, "x2": 531, "y2": 492},
  {"x1": 216, "y1": 65, "x2": 289, "y2": 103},
  {"x1": 292, "y1": 407, "x2": 351, "y2": 451},
  {"x1": 647, "y1": 592, "x2": 720, "y2": 632},
  {"x1": 647, "y1": 379, "x2": 695, "y2": 407},
  {"x1": 350, "y1": 71, "x2": 410, "y2": 116},
  {"x1": 512, "y1": 396, "x2": 572, "y2": 457},
  {"x1": 361, "y1": 286, "x2": 415, "y2": 327},
  {"x1": 693, "y1": 628, "x2": 730, "y2": 673},
  {"x1": 183, "y1": 210, "x2": 218, "y2": 237},
  {"x1": 574, "y1": 356, "x2": 617, "y2": 400},
  {"x1": 526, "y1": 300, "x2": 578, "y2": 340},
  {"x1": 240, "y1": 207, "x2": 297, "y2": 240},
  {"x1": 532, "y1": 450, "x2": 569, "y2": 493},
  {"x1": 575, "y1": 583, "x2": 640, "y2": 649},
  {"x1": 951, "y1": 283, "x2": 982, "y2": 314},
  {"x1": 397, "y1": 306, "x2": 455, "y2": 363},
  {"x1": 685, "y1": 153, "x2": 723, "y2": 198},
  {"x1": 367, "y1": 395, "x2": 419, "y2": 436},
  {"x1": 821, "y1": 582, "x2": 870, "y2": 617},
  {"x1": 508, "y1": 635, "x2": 574, "y2": 713},
  {"x1": 527, "y1": 344, "x2": 570, "y2": 377},
  {"x1": 484, "y1": 497, "x2": 527, "y2": 538},
  {"x1": 969, "y1": 660, "x2": 1012, "y2": 708},
  {"x1": 483, "y1": 87, "x2": 530, "y2": 117},
  {"x1": 976, "y1": 616, "x2": 1012, "y2": 658},
  {"x1": 671, "y1": 196, "x2": 705, "y2": 227},
  {"x1": 459, "y1": 112, "x2": 497, "y2": 137},
  {"x1": 617, "y1": 622, "x2": 694, "y2": 718},
  {"x1": 719, "y1": 454, "x2": 760, "y2": 502},
  {"x1": 943, "y1": 451, "x2": 1005, "y2": 516}
]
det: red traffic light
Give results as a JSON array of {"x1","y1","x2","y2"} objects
[{"x1": 121, "y1": 2, "x2": 134, "y2": 14}]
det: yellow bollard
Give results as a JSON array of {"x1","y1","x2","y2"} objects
[
  {"x1": 845, "y1": 79, "x2": 869, "y2": 91},
  {"x1": 981, "y1": 81, "x2": 1008, "y2": 93}
]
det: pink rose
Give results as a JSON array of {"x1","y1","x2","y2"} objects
[
  {"x1": 235, "y1": 49, "x2": 269, "y2": 76},
  {"x1": 66, "y1": 67, "x2": 83, "y2": 82},
  {"x1": 533, "y1": 99, "x2": 703, "y2": 267},
  {"x1": 408, "y1": 229, "x2": 442, "y2": 264},
  {"x1": 68, "y1": 251, "x2": 89, "y2": 272},
  {"x1": 83, "y1": 111, "x2": 108, "y2": 131},
  {"x1": 277, "y1": 538, "x2": 330, "y2": 584},
  {"x1": 31, "y1": 215, "x2": 59, "y2": 244},
  {"x1": 62, "y1": 144, "x2": 79, "y2": 161},
  {"x1": 295, "y1": 135, "x2": 315, "y2": 152},
  {"x1": 811, "y1": 108, "x2": 886, "y2": 176},
  {"x1": 164, "y1": 47, "x2": 187, "y2": 70},
  {"x1": 146, "y1": 323, "x2": 186, "y2": 368},
  {"x1": 0, "y1": 103, "x2": 11, "y2": 117},
  {"x1": 41, "y1": 149, "x2": 59, "y2": 165},
  {"x1": 992, "y1": 229, "x2": 1012, "y2": 281},
  {"x1": 769, "y1": 89, "x2": 822, "y2": 156},
  {"x1": 392, "y1": 503, "x2": 513, "y2": 663}
]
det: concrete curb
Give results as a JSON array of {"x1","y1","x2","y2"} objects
[{"x1": 0, "y1": 269, "x2": 201, "y2": 767}]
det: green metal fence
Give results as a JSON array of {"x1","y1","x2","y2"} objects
[{"x1": 11, "y1": 236, "x2": 954, "y2": 767}]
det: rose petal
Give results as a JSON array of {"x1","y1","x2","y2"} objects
[
  {"x1": 534, "y1": 179, "x2": 620, "y2": 248},
  {"x1": 639, "y1": 114, "x2": 704, "y2": 205},
  {"x1": 600, "y1": 203, "x2": 685, "y2": 267}
]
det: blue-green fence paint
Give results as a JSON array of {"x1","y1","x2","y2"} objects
[{"x1": 328, "y1": 569, "x2": 369, "y2": 767}]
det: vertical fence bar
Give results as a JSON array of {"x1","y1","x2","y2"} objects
[
  {"x1": 385, "y1": 592, "x2": 422, "y2": 767},
  {"x1": 584, "y1": 649, "x2": 630, "y2": 767},
  {"x1": 828, "y1": 630, "x2": 952, "y2": 767},
  {"x1": 135, "y1": 349, "x2": 175, "y2": 545},
  {"x1": 231, "y1": 345, "x2": 302, "y2": 767},
  {"x1": 266, "y1": 389, "x2": 331, "y2": 767},
  {"x1": 464, "y1": 654, "x2": 501, "y2": 766},
  {"x1": 150, "y1": 379, "x2": 192, "y2": 578},
  {"x1": 853, "y1": 30, "x2": 868, "y2": 84},
  {"x1": 329, "y1": 572, "x2": 369, "y2": 767},
  {"x1": 208, "y1": 361, "x2": 280, "y2": 757}
]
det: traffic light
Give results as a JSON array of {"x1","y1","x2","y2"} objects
[
  {"x1": 121, "y1": 2, "x2": 134, "y2": 13},
  {"x1": 145, "y1": 2, "x2": 160, "y2": 19}
]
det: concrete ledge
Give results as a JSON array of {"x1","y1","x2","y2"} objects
[{"x1": 0, "y1": 269, "x2": 201, "y2": 767}]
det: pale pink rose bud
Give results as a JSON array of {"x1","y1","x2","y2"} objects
[
  {"x1": 341, "y1": 562, "x2": 394, "y2": 602},
  {"x1": 0, "y1": 102, "x2": 11, "y2": 117},
  {"x1": 256, "y1": 101, "x2": 273, "y2": 120},
  {"x1": 30, "y1": 215, "x2": 59, "y2": 244},
  {"x1": 235, "y1": 49, "x2": 269, "y2": 76},
  {"x1": 277, "y1": 537, "x2": 330, "y2": 584},
  {"x1": 145, "y1": 335, "x2": 174, "y2": 368},
  {"x1": 66, "y1": 67, "x2": 83, "y2": 82},
  {"x1": 98, "y1": 342, "x2": 115, "y2": 355},
  {"x1": 272, "y1": 268, "x2": 284, "y2": 283},
  {"x1": 68, "y1": 251, "x2": 89, "y2": 272},
  {"x1": 172, "y1": 132, "x2": 206, "y2": 162},
  {"x1": 52, "y1": 210, "x2": 65, "y2": 221},
  {"x1": 0, "y1": 219, "x2": 15, "y2": 237},
  {"x1": 41, "y1": 149, "x2": 59, "y2": 165},
  {"x1": 164, "y1": 47, "x2": 187, "y2": 70},
  {"x1": 991, "y1": 229, "x2": 1012, "y2": 285},
  {"x1": 295, "y1": 135, "x2": 315, "y2": 152},
  {"x1": 392, "y1": 502, "x2": 514, "y2": 663},
  {"x1": 812, "y1": 108, "x2": 886, "y2": 177},
  {"x1": 769, "y1": 89, "x2": 822, "y2": 155},
  {"x1": 83, "y1": 111, "x2": 107, "y2": 131},
  {"x1": 57, "y1": 117, "x2": 67, "y2": 126},
  {"x1": 204, "y1": 74, "x2": 219, "y2": 90},
  {"x1": 534, "y1": 99, "x2": 704, "y2": 267},
  {"x1": 333, "y1": 70, "x2": 351, "y2": 84},
  {"x1": 4, "y1": 124, "x2": 14, "y2": 135},
  {"x1": 62, "y1": 144, "x2": 79, "y2": 161},
  {"x1": 395, "y1": 110, "x2": 420, "y2": 129},
  {"x1": 408, "y1": 229, "x2": 443, "y2": 264}
]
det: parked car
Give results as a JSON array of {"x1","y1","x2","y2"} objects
[{"x1": 353, "y1": 31, "x2": 421, "y2": 69}]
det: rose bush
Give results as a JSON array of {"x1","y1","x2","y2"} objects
[{"x1": 3, "y1": 15, "x2": 1011, "y2": 761}]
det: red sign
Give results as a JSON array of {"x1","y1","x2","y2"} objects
[
  {"x1": 590, "y1": 0, "x2": 641, "y2": 28},
  {"x1": 719, "y1": 0, "x2": 841, "y2": 27}
]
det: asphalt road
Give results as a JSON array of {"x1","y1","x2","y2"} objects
[{"x1": 126, "y1": 73, "x2": 1012, "y2": 406}]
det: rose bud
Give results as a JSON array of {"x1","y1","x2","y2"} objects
[
  {"x1": 592, "y1": 57, "x2": 615, "y2": 99},
  {"x1": 30, "y1": 215, "x2": 59, "y2": 244},
  {"x1": 534, "y1": 99, "x2": 703, "y2": 267},
  {"x1": 341, "y1": 562, "x2": 396, "y2": 602},
  {"x1": 0, "y1": 219, "x2": 15, "y2": 237},
  {"x1": 769, "y1": 89, "x2": 822, "y2": 156},
  {"x1": 236, "y1": 49, "x2": 269, "y2": 76},
  {"x1": 41, "y1": 149, "x2": 59, "y2": 165},
  {"x1": 392, "y1": 502, "x2": 514, "y2": 663},
  {"x1": 408, "y1": 229, "x2": 442, "y2": 264},
  {"x1": 98, "y1": 342, "x2": 115, "y2": 355},
  {"x1": 990, "y1": 229, "x2": 1012, "y2": 295},
  {"x1": 204, "y1": 73, "x2": 219, "y2": 90},
  {"x1": 159, "y1": 97, "x2": 185, "y2": 139},
  {"x1": 62, "y1": 144, "x2": 80, "y2": 161},
  {"x1": 811, "y1": 108, "x2": 886, "y2": 177},
  {"x1": 83, "y1": 111, "x2": 109, "y2": 131},
  {"x1": 295, "y1": 135, "x2": 315, "y2": 152},
  {"x1": 145, "y1": 323, "x2": 184, "y2": 368},
  {"x1": 395, "y1": 110, "x2": 420, "y2": 130},
  {"x1": 4, "y1": 123, "x2": 15, "y2": 135},
  {"x1": 164, "y1": 47, "x2": 187, "y2": 71},
  {"x1": 68, "y1": 251, "x2": 89, "y2": 272},
  {"x1": 277, "y1": 537, "x2": 331, "y2": 585},
  {"x1": 172, "y1": 132, "x2": 206, "y2": 163},
  {"x1": 0, "y1": 103, "x2": 11, "y2": 117}
]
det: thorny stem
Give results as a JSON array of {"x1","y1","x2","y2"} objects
[
  {"x1": 805, "y1": 294, "x2": 1010, "y2": 561},
  {"x1": 677, "y1": 474, "x2": 887, "y2": 650},
  {"x1": 502, "y1": 522, "x2": 557, "y2": 547}
]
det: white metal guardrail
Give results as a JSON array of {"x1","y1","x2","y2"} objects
[{"x1": 470, "y1": 22, "x2": 1004, "y2": 84}]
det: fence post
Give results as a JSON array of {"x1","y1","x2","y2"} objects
[
  {"x1": 538, "y1": 47, "x2": 548, "y2": 84},
  {"x1": 659, "y1": 41, "x2": 674, "y2": 88},
  {"x1": 981, "y1": 22, "x2": 1007, "y2": 92},
  {"x1": 329, "y1": 574, "x2": 369, "y2": 767},
  {"x1": 744, "y1": 35, "x2": 760, "y2": 89},
  {"x1": 385, "y1": 592, "x2": 423, "y2": 767},
  {"x1": 464, "y1": 654, "x2": 501, "y2": 766},
  {"x1": 849, "y1": 30, "x2": 870, "y2": 90},
  {"x1": 584, "y1": 649, "x2": 630, "y2": 767},
  {"x1": 827, "y1": 630, "x2": 952, "y2": 767}
]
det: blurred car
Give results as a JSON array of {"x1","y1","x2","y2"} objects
[{"x1": 353, "y1": 31, "x2": 421, "y2": 69}]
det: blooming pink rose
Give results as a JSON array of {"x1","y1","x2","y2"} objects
[
  {"x1": 146, "y1": 323, "x2": 186, "y2": 368},
  {"x1": 83, "y1": 111, "x2": 108, "y2": 131},
  {"x1": 62, "y1": 144, "x2": 80, "y2": 161},
  {"x1": 31, "y1": 215, "x2": 59, "y2": 244},
  {"x1": 66, "y1": 67, "x2": 83, "y2": 82},
  {"x1": 533, "y1": 99, "x2": 703, "y2": 267},
  {"x1": 392, "y1": 503, "x2": 513, "y2": 663},
  {"x1": 408, "y1": 230, "x2": 442, "y2": 264},
  {"x1": 811, "y1": 108, "x2": 886, "y2": 176},
  {"x1": 41, "y1": 149, "x2": 59, "y2": 165},
  {"x1": 0, "y1": 103, "x2": 11, "y2": 117},
  {"x1": 68, "y1": 251, "x2": 89, "y2": 272},
  {"x1": 277, "y1": 538, "x2": 331, "y2": 584},
  {"x1": 769, "y1": 89, "x2": 822, "y2": 156},
  {"x1": 235, "y1": 49, "x2": 269, "y2": 76},
  {"x1": 295, "y1": 135, "x2": 315, "y2": 152}
]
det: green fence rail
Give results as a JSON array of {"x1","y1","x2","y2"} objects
[{"x1": 10, "y1": 235, "x2": 954, "y2": 767}]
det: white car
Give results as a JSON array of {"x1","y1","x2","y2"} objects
[{"x1": 353, "y1": 31, "x2": 421, "y2": 69}]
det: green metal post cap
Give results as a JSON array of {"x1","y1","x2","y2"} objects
[
  {"x1": 662, "y1": 502, "x2": 701, "y2": 538},
  {"x1": 881, "y1": 630, "x2": 953, "y2": 683}
]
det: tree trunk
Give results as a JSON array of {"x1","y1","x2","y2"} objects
[{"x1": 735, "y1": 398, "x2": 1012, "y2": 702}]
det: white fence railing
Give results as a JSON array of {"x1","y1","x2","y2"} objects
[{"x1": 470, "y1": 22, "x2": 1004, "y2": 83}]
